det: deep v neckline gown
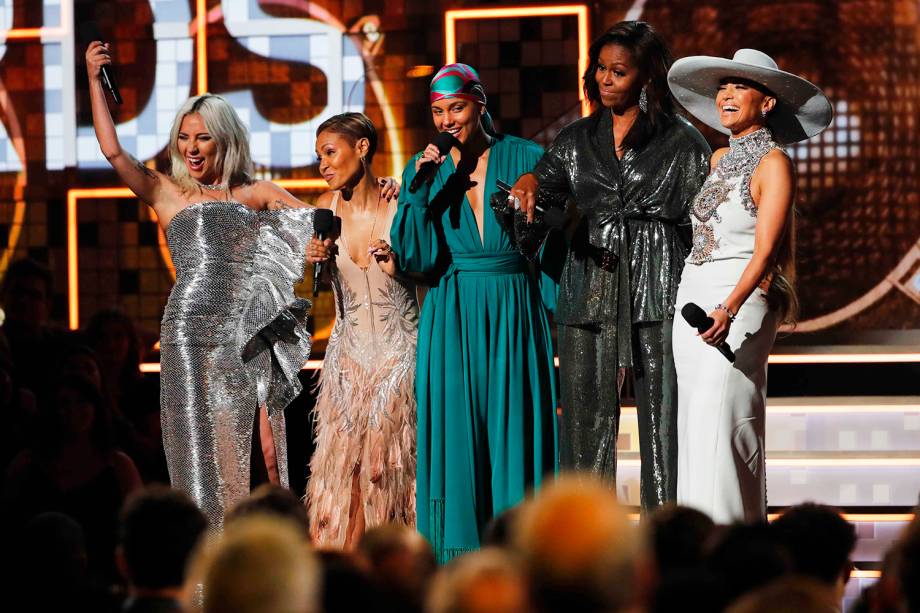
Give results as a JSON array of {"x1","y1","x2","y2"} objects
[
  {"x1": 391, "y1": 135, "x2": 558, "y2": 562},
  {"x1": 306, "y1": 192, "x2": 419, "y2": 547}
]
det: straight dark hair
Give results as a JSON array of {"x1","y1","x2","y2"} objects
[{"x1": 583, "y1": 21, "x2": 675, "y2": 150}]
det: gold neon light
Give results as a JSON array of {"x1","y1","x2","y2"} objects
[
  {"x1": 768, "y1": 513, "x2": 914, "y2": 523},
  {"x1": 444, "y1": 5, "x2": 591, "y2": 116},
  {"x1": 770, "y1": 353, "x2": 920, "y2": 364},
  {"x1": 617, "y1": 457, "x2": 920, "y2": 467},
  {"x1": 196, "y1": 0, "x2": 208, "y2": 94},
  {"x1": 2, "y1": 28, "x2": 67, "y2": 40}
]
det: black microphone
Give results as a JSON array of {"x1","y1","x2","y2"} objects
[
  {"x1": 312, "y1": 208, "x2": 335, "y2": 296},
  {"x1": 409, "y1": 131, "x2": 460, "y2": 193},
  {"x1": 681, "y1": 302, "x2": 736, "y2": 363},
  {"x1": 80, "y1": 22, "x2": 123, "y2": 105}
]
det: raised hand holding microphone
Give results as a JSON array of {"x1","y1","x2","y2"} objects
[
  {"x1": 681, "y1": 302, "x2": 736, "y2": 362},
  {"x1": 80, "y1": 22, "x2": 122, "y2": 105},
  {"x1": 409, "y1": 131, "x2": 460, "y2": 193}
]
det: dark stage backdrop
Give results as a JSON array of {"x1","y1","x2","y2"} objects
[{"x1": 0, "y1": 0, "x2": 917, "y2": 355}]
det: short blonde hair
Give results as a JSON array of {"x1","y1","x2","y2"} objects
[
  {"x1": 513, "y1": 474, "x2": 645, "y2": 612},
  {"x1": 168, "y1": 93, "x2": 253, "y2": 192},
  {"x1": 185, "y1": 516, "x2": 319, "y2": 613}
]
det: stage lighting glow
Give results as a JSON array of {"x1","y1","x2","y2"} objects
[{"x1": 444, "y1": 4, "x2": 591, "y2": 116}]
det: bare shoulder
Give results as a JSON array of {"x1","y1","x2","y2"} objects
[
  {"x1": 109, "y1": 450, "x2": 142, "y2": 491},
  {"x1": 315, "y1": 190, "x2": 336, "y2": 209},
  {"x1": 759, "y1": 147, "x2": 793, "y2": 171},
  {"x1": 251, "y1": 180, "x2": 312, "y2": 209},
  {"x1": 710, "y1": 147, "x2": 729, "y2": 170}
]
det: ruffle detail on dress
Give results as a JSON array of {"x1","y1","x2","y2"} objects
[
  {"x1": 306, "y1": 350, "x2": 417, "y2": 548},
  {"x1": 238, "y1": 208, "x2": 315, "y2": 417}
]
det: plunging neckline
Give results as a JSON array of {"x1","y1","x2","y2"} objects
[
  {"x1": 443, "y1": 141, "x2": 496, "y2": 250},
  {"x1": 332, "y1": 191, "x2": 389, "y2": 272}
]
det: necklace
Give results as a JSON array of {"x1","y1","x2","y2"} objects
[{"x1": 197, "y1": 180, "x2": 228, "y2": 191}]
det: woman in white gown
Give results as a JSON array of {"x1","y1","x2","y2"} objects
[{"x1": 667, "y1": 49, "x2": 832, "y2": 522}]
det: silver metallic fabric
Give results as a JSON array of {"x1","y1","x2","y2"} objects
[
  {"x1": 535, "y1": 111, "x2": 709, "y2": 510},
  {"x1": 160, "y1": 201, "x2": 315, "y2": 530}
]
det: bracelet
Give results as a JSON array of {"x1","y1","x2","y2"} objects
[{"x1": 715, "y1": 303, "x2": 737, "y2": 322}]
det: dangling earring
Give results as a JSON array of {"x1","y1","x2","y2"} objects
[
  {"x1": 761, "y1": 109, "x2": 768, "y2": 119},
  {"x1": 639, "y1": 85, "x2": 648, "y2": 112}
]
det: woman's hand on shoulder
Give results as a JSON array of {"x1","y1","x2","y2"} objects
[{"x1": 377, "y1": 176, "x2": 400, "y2": 201}]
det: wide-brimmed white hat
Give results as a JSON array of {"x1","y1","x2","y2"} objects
[{"x1": 667, "y1": 48, "x2": 833, "y2": 144}]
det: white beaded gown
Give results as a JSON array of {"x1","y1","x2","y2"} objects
[
  {"x1": 673, "y1": 128, "x2": 784, "y2": 523},
  {"x1": 306, "y1": 192, "x2": 418, "y2": 547},
  {"x1": 160, "y1": 201, "x2": 315, "y2": 530}
]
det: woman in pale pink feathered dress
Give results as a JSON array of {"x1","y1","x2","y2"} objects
[{"x1": 305, "y1": 113, "x2": 418, "y2": 548}]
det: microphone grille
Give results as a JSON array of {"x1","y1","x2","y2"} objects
[
  {"x1": 79, "y1": 21, "x2": 104, "y2": 46},
  {"x1": 313, "y1": 208, "x2": 334, "y2": 233},
  {"x1": 433, "y1": 131, "x2": 460, "y2": 155},
  {"x1": 680, "y1": 302, "x2": 708, "y2": 328}
]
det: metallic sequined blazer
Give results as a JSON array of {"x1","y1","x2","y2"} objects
[{"x1": 534, "y1": 111, "x2": 711, "y2": 335}]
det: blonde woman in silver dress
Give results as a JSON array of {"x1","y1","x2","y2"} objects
[
  {"x1": 668, "y1": 49, "x2": 832, "y2": 522},
  {"x1": 305, "y1": 113, "x2": 418, "y2": 548},
  {"x1": 87, "y1": 42, "x2": 317, "y2": 530}
]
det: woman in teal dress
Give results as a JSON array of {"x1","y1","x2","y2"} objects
[{"x1": 390, "y1": 64, "x2": 557, "y2": 562}]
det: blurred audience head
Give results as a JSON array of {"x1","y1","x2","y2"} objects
[
  {"x1": 357, "y1": 523, "x2": 437, "y2": 613},
  {"x1": 22, "y1": 512, "x2": 88, "y2": 587},
  {"x1": 226, "y1": 484, "x2": 310, "y2": 540},
  {"x1": 705, "y1": 522, "x2": 791, "y2": 609},
  {"x1": 0, "y1": 257, "x2": 53, "y2": 329},
  {"x1": 649, "y1": 503, "x2": 716, "y2": 574},
  {"x1": 56, "y1": 343, "x2": 105, "y2": 391},
  {"x1": 84, "y1": 307, "x2": 143, "y2": 380},
  {"x1": 771, "y1": 502, "x2": 856, "y2": 603},
  {"x1": 39, "y1": 374, "x2": 114, "y2": 453},
  {"x1": 187, "y1": 515, "x2": 319, "y2": 613},
  {"x1": 118, "y1": 485, "x2": 208, "y2": 591},
  {"x1": 426, "y1": 548, "x2": 531, "y2": 613},
  {"x1": 513, "y1": 473, "x2": 648, "y2": 613},
  {"x1": 316, "y1": 550, "x2": 381, "y2": 613},
  {"x1": 896, "y1": 513, "x2": 920, "y2": 613},
  {"x1": 725, "y1": 576, "x2": 840, "y2": 613}
]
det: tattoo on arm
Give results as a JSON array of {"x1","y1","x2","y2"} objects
[
  {"x1": 129, "y1": 154, "x2": 158, "y2": 180},
  {"x1": 273, "y1": 199, "x2": 294, "y2": 210}
]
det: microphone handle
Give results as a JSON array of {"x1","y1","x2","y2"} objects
[
  {"x1": 312, "y1": 232, "x2": 326, "y2": 296},
  {"x1": 716, "y1": 342, "x2": 736, "y2": 363},
  {"x1": 409, "y1": 160, "x2": 438, "y2": 194}
]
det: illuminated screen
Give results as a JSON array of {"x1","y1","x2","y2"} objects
[{"x1": 0, "y1": 0, "x2": 918, "y2": 355}]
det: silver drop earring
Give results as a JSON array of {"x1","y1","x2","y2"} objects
[
  {"x1": 639, "y1": 85, "x2": 648, "y2": 112},
  {"x1": 761, "y1": 109, "x2": 768, "y2": 118}
]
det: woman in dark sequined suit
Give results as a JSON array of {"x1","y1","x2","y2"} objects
[
  {"x1": 86, "y1": 42, "x2": 316, "y2": 529},
  {"x1": 511, "y1": 22, "x2": 711, "y2": 510}
]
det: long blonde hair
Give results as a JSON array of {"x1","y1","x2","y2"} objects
[{"x1": 168, "y1": 94, "x2": 253, "y2": 193}]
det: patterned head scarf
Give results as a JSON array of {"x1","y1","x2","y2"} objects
[{"x1": 430, "y1": 63, "x2": 495, "y2": 134}]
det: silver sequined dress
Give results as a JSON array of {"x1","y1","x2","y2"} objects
[{"x1": 160, "y1": 201, "x2": 314, "y2": 530}]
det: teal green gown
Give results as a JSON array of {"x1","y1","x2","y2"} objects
[{"x1": 391, "y1": 134, "x2": 557, "y2": 562}]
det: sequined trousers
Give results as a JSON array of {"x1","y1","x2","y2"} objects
[
  {"x1": 558, "y1": 320, "x2": 677, "y2": 510},
  {"x1": 160, "y1": 202, "x2": 314, "y2": 531}
]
